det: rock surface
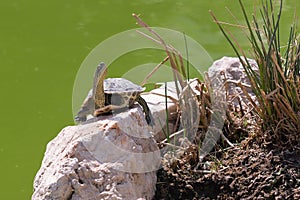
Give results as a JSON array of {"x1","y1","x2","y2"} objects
[
  {"x1": 32, "y1": 80, "x2": 182, "y2": 200},
  {"x1": 208, "y1": 56, "x2": 259, "y2": 108},
  {"x1": 32, "y1": 108, "x2": 161, "y2": 200}
]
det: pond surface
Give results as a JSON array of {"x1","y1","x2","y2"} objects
[{"x1": 0, "y1": 0, "x2": 298, "y2": 199}]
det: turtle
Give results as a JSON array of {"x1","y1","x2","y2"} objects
[{"x1": 75, "y1": 62, "x2": 155, "y2": 126}]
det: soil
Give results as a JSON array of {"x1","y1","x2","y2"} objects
[
  {"x1": 154, "y1": 138, "x2": 300, "y2": 200},
  {"x1": 153, "y1": 76, "x2": 300, "y2": 199}
]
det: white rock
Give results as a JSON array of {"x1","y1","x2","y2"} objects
[
  {"x1": 32, "y1": 108, "x2": 160, "y2": 200},
  {"x1": 208, "y1": 56, "x2": 259, "y2": 107}
]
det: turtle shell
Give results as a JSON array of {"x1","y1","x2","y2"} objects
[
  {"x1": 104, "y1": 78, "x2": 145, "y2": 94},
  {"x1": 103, "y1": 78, "x2": 145, "y2": 107}
]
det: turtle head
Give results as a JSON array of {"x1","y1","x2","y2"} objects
[
  {"x1": 95, "y1": 62, "x2": 107, "y2": 80},
  {"x1": 93, "y1": 62, "x2": 107, "y2": 107}
]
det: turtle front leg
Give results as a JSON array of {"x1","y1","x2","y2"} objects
[{"x1": 136, "y1": 95, "x2": 155, "y2": 127}]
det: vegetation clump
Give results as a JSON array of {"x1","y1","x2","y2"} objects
[
  {"x1": 135, "y1": 1, "x2": 300, "y2": 198},
  {"x1": 211, "y1": 0, "x2": 300, "y2": 148}
]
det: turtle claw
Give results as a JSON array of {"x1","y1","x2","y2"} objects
[{"x1": 145, "y1": 112, "x2": 155, "y2": 127}]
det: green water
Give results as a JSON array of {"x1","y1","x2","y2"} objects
[{"x1": 0, "y1": 0, "x2": 298, "y2": 199}]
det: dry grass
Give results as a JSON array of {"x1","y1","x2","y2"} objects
[
  {"x1": 210, "y1": 0, "x2": 300, "y2": 148},
  {"x1": 133, "y1": 13, "x2": 246, "y2": 170},
  {"x1": 133, "y1": 14, "x2": 219, "y2": 162}
]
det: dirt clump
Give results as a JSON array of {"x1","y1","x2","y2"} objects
[{"x1": 154, "y1": 141, "x2": 300, "y2": 199}]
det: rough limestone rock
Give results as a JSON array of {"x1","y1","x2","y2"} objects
[
  {"x1": 32, "y1": 80, "x2": 182, "y2": 200},
  {"x1": 208, "y1": 56, "x2": 259, "y2": 108},
  {"x1": 32, "y1": 107, "x2": 161, "y2": 200}
]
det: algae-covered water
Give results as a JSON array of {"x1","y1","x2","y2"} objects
[{"x1": 0, "y1": 0, "x2": 298, "y2": 199}]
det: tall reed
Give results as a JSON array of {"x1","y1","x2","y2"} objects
[{"x1": 211, "y1": 0, "x2": 300, "y2": 147}]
